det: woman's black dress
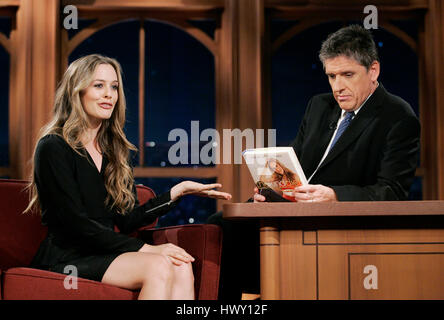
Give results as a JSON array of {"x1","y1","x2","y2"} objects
[{"x1": 30, "y1": 134, "x2": 178, "y2": 281}]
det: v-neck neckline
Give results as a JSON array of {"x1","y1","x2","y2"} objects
[{"x1": 83, "y1": 147, "x2": 105, "y2": 174}]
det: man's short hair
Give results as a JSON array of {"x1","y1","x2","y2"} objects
[{"x1": 319, "y1": 25, "x2": 379, "y2": 70}]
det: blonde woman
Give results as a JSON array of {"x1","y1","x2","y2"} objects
[{"x1": 25, "y1": 54, "x2": 231, "y2": 300}]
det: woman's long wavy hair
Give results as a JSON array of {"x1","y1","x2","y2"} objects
[{"x1": 24, "y1": 54, "x2": 137, "y2": 215}]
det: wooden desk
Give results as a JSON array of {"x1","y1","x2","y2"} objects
[{"x1": 223, "y1": 201, "x2": 444, "y2": 300}]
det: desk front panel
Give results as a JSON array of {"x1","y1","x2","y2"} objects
[{"x1": 274, "y1": 229, "x2": 444, "y2": 299}]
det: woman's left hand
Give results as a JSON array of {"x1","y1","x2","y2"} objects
[{"x1": 170, "y1": 181, "x2": 232, "y2": 202}]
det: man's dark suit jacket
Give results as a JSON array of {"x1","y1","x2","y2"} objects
[{"x1": 291, "y1": 84, "x2": 420, "y2": 201}]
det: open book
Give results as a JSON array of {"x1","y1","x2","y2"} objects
[{"x1": 243, "y1": 147, "x2": 308, "y2": 202}]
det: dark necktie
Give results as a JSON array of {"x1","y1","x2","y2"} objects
[{"x1": 328, "y1": 111, "x2": 355, "y2": 152}]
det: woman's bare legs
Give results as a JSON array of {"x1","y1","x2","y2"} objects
[{"x1": 101, "y1": 251, "x2": 194, "y2": 300}]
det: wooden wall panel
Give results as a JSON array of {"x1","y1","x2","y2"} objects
[
  {"x1": 428, "y1": 0, "x2": 444, "y2": 199},
  {"x1": 419, "y1": 0, "x2": 444, "y2": 200},
  {"x1": 237, "y1": 0, "x2": 265, "y2": 202},
  {"x1": 217, "y1": 0, "x2": 237, "y2": 208},
  {"x1": 62, "y1": 0, "x2": 225, "y2": 10},
  {"x1": 9, "y1": 0, "x2": 33, "y2": 180},
  {"x1": 30, "y1": 0, "x2": 59, "y2": 146},
  {"x1": 9, "y1": 0, "x2": 59, "y2": 179}
]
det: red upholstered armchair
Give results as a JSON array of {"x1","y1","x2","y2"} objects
[{"x1": 0, "y1": 179, "x2": 222, "y2": 300}]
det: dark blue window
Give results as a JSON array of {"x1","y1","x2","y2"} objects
[
  {"x1": 271, "y1": 21, "x2": 336, "y2": 146},
  {"x1": 144, "y1": 20, "x2": 215, "y2": 168}
]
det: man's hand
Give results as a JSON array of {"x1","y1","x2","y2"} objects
[
  {"x1": 252, "y1": 184, "x2": 337, "y2": 203},
  {"x1": 253, "y1": 187, "x2": 266, "y2": 203},
  {"x1": 293, "y1": 184, "x2": 337, "y2": 202}
]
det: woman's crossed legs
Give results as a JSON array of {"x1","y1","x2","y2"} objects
[{"x1": 101, "y1": 250, "x2": 195, "y2": 300}]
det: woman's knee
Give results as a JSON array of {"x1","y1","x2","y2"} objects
[
  {"x1": 141, "y1": 254, "x2": 174, "y2": 284},
  {"x1": 173, "y1": 262, "x2": 195, "y2": 284}
]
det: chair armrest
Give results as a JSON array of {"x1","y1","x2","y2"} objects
[{"x1": 137, "y1": 224, "x2": 222, "y2": 300}]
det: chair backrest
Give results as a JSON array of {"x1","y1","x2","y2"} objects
[
  {"x1": 135, "y1": 184, "x2": 156, "y2": 206},
  {"x1": 0, "y1": 179, "x2": 45, "y2": 269},
  {"x1": 134, "y1": 184, "x2": 158, "y2": 230},
  {"x1": 0, "y1": 179, "x2": 157, "y2": 269}
]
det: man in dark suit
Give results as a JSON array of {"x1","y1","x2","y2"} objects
[{"x1": 209, "y1": 24, "x2": 420, "y2": 299}]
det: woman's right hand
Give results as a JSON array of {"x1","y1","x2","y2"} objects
[
  {"x1": 138, "y1": 243, "x2": 195, "y2": 266},
  {"x1": 253, "y1": 187, "x2": 266, "y2": 203}
]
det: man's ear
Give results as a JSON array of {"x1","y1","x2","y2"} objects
[{"x1": 369, "y1": 60, "x2": 380, "y2": 82}]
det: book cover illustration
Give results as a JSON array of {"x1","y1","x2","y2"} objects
[{"x1": 243, "y1": 147, "x2": 308, "y2": 202}]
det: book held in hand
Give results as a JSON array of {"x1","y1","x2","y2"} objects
[{"x1": 242, "y1": 147, "x2": 308, "y2": 202}]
